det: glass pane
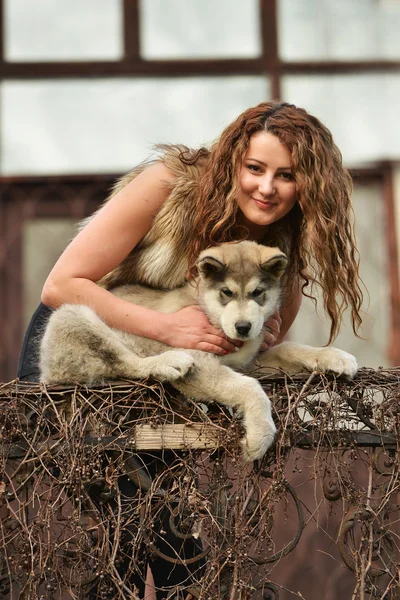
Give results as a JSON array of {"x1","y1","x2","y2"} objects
[
  {"x1": 1, "y1": 76, "x2": 270, "y2": 175},
  {"x1": 281, "y1": 73, "x2": 400, "y2": 166},
  {"x1": 4, "y1": 0, "x2": 123, "y2": 62},
  {"x1": 278, "y1": 0, "x2": 400, "y2": 61},
  {"x1": 22, "y1": 219, "x2": 77, "y2": 327},
  {"x1": 289, "y1": 181, "x2": 390, "y2": 368},
  {"x1": 139, "y1": 0, "x2": 261, "y2": 59}
]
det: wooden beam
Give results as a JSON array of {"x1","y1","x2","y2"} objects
[
  {"x1": 0, "y1": 0, "x2": 4, "y2": 69},
  {"x1": 0, "y1": 191, "x2": 23, "y2": 381},
  {"x1": 261, "y1": 0, "x2": 280, "y2": 99},
  {"x1": 2, "y1": 58, "x2": 399, "y2": 80},
  {"x1": 383, "y1": 165, "x2": 400, "y2": 366},
  {"x1": 0, "y1": 57, "x2": 267, "y2": 79},
  {"x1": 4, "y1": 424, "x2": 222, "y2": 456},
  {"x1": 123, "y1": 0, "x2": 140, "y2": 59},
  {"x1": 281, "y1": 60, "x2": 400, "y2": 75},
  {"x1": 129, "y1": 424, "x2": 220, "y2": 450}
]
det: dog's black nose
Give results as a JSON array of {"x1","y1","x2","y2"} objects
[{"x1": 235, "y1": 321, "x2": 252, "y2": 337}]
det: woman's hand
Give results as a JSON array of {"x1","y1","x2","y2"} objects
[
  {"x1": 260, "y1": 311, "x2": 282, "y2": 351},
  {"x1": 160, "y1": 305, "x2": 242, "y2": 356}
]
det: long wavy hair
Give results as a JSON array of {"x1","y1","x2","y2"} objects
[{"x1": 182, "y1": 101, "x2": 363, "y2": 343}]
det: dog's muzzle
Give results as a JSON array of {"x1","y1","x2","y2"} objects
[{"x1": 235, "y1": 321, "x2": 252, "y2": 337}]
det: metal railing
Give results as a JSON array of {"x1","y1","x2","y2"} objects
[{"x1": 0, "y1": 368, "x2": 399, "y2": 599}]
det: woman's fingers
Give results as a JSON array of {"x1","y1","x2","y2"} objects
[
  {"x1": 164, "y1": 305, "x2": 242, "y2": 354},
  {"x1": 197, "y1": 335, "x2": 241, "y2": 355},
  {"x1": 261, "y1": 311, "x2": 282, "y2": 351}
]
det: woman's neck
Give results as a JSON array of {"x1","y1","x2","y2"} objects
[{"x1": 234, "y1": 217, "x2": 267, "y2": 243}]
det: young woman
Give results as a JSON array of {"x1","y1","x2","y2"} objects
[{"x1": 17, "y1": 101, "x2": 363, "y2": 597}]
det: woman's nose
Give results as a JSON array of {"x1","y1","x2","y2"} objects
[{"x1": 259, "y1": 175, "x2": 276, "y2": 196}]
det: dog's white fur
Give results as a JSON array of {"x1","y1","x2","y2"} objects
[{"x1": 40, "y1": 241, "x2": 357, "y2": 462}]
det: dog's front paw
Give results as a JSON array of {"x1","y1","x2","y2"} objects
[
  {"x1": 151, "y1": 350, "x2": 195, "y2": 381},
  {"x1": 241, "y1": 408, "x2": 277, "y2": 463},
  {"x1": 316, "y1": 347, "x2": 358, "y2": 379}
]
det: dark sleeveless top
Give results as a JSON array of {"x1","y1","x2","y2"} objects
[{"x1": 17, "y1": 303, "x2": 53, "y2": 382}]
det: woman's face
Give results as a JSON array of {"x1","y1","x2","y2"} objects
[{"x1": 236, "y1": 131, "x2": 297, "y2": 239}]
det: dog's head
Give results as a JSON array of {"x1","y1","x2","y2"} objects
[{"x1": 196, "y1": 241, "x2": 288, "y2": 340}]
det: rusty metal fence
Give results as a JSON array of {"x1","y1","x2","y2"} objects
[{"x1": 0, "y1": 369, "x2": 399, "y2": 599}]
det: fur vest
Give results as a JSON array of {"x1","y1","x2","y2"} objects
[
  {"x1": 90, "y1": 146, "x2": 208, "y2": 291},
  {"x1": 80, "y1": 145, "x2": 294, "y2": 293}
]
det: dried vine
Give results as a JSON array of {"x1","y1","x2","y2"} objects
[{"x1": 0, "y1": 367, "x2": 399, "y2": 599}]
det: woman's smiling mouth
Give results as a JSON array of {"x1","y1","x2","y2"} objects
[{"x1": 252, "y1": 197, "x2": 277, "y2": 209}]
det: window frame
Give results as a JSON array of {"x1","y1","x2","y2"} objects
[
  {"x1": 0, "y1": 1, "x2": 399, "y2": 86},
  {"x1": 0, "y1": 0, "x2": 399, "y2": 380}
]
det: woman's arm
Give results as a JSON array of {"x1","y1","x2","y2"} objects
[{"x1": 41, "y1": 162, "x2": 238, "y2": 355}]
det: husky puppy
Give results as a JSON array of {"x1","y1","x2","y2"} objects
[{"x1": 40, "y1": 241, "x2": 357, "y2": 462}]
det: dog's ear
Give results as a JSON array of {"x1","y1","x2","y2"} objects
[
  {"x1": 197, "y1": 255, "x2": 226, "y2": 279},
  {"x1": 260, "y1": 254, "x2": 288, "y2": 279}
]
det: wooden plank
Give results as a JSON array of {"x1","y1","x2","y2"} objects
[
  {"x1": 0, "y1": 0, "x2": 4, "y2": 69},
  {"x1": 260, "y1": 0, "x2": 281, "y2": 99},
  {"x1": 2, "y1": 424, "x2": 222, "y2": 459},
  {"x1": 383, "y1": 165, "x2": 400, "y2": 365},
  {"x1": 132, "y1": 424, "x2": 221, "y2": 450},
  {"x1": 0, "y1": 58, "x2": 266, "y2": 78},
  {"x1": 123, "y1": 0, "x2": 140, "y2": 59}
]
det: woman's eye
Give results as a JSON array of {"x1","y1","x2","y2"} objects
[
  {"x1": 251, "y1": 288, "x2": 264, "y2": 298},
  {"x1": 279, "y1": 172, "x2": 294, "y2": 181},
  {"x1": 247, "y1": 164, "x2": 262, "y2": 173},
  {"x1": 221, "y1": 288, "x2": 233, "y2": 297}
]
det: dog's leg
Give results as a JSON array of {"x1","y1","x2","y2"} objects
[
  {"x1": 172, "y1": 352, "x2": 276, "y2": 462},
  {"x1": 256, "y1": 341, "x2": 358, "y2": 379},
  {"x1": 40, "y1": 305, "x2": 195, "y2": 384}
]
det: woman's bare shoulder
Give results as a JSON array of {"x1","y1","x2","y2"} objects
[
  {"x1": 43, "y1": 161, "x2": 177, "y2": 293},
  {"x1": 100, "y1": 160, "x2": 175, "y2": 219}
]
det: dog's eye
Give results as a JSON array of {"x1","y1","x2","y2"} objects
[
  {"x1": 251, "y1": 288, "x2": 264, "y2": 298},
  {"x1": 220, "y1": 288, "x2": 233, "y2": 297}
]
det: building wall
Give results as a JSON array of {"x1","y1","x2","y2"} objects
[{"x1": 1, "y1": 0, "x2": 399, "y2": 379}]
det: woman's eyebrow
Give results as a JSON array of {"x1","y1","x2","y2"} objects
[
  {"x1": 246, "y1": 158, "x2": 266, "y2": 165},
  {"x1": 246, "y1": 158, "x2": 292, "y2": 170}
]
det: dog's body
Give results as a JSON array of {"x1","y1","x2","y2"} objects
[{"x1": 40, "y1": 241, "x2": 357, "y2": 461}]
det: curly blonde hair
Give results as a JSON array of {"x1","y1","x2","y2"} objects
[{"x1": 183, "y1": 101, "x2": 363, "y2": 343}]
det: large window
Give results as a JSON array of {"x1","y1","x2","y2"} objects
[{"x1": 0, "y1": 0, "x2": 399, "y2": 380}]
